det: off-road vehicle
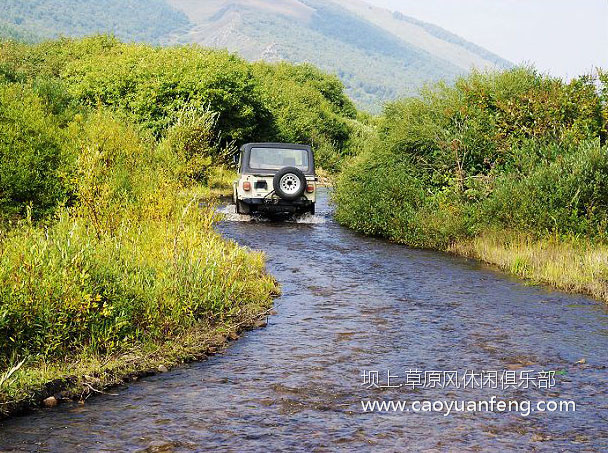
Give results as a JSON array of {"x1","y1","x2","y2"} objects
[{"x1": 233, "y1": 143, "x2": 316, "y2": 215}]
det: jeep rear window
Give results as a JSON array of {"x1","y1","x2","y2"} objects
[{"x1": 249, "y1": 147, "x2": 309, "y2": 171}]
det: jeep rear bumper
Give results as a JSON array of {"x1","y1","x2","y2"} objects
[{"x1": 240, "y1": 197, "x2": 313, "y2": 213}]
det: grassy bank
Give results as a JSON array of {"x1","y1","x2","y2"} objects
[
  {"x1": 0, "y1": 108, "x2": 278, "y2": 417},
  {"x1": 334, "y1": 67, "x2": 608, "y2": 303},
  {"x1": 0, "y1": 298, "x2": 275, "y2": 418},
  {"x1": 450, "y1": 232, "x2": 608, "y2": 302}
]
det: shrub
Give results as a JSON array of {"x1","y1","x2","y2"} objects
[
  {"x1": 482, "y1": 140, "x2": 608, "y2": 237},
  {"x1": 62, "y1": 41, "x2": 273, "y2": 141},
  {"x1": 0, "y1": 83, "x2": 72, "y2": 219},
  {"x1": 0, "y1": 37, "x2": 363, "y2": 171},
  {"x1": 334, "y1": 67, "x2": 607, "y2": 247},
  {"x1": 0, "y1": 107, "x2": 275, "y2": 367},
  {"x1": 70, "y1": 109, "x2": 178, "y2": 236},
  {"x1": 253, "y1": 62, "x2": 358, "y2": 169},
  {"x1": 380, "y1": 68, "x2": 603, "y2": 189},
  {"x1": 599, "y1": 70, "x2": 608, "y2": 141},
  {"x1": 334, "y1": 146, "x2": 469, "y2": 248},
  {"x1": 159, "y1": 108, "x2": 220, "y2": 182}
]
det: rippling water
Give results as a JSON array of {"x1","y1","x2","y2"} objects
[{"x1": 1, "y1": 189, "x2": 607, "y2": 452}]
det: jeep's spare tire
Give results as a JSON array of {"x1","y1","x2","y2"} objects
[{"x1": 273, "y1": 166, "x2": 306, "y2": 200}]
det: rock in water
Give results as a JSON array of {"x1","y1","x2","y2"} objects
[
  {"x1": 254, "y1": 318, "x2": 268, "y2": 328},
  {"x1": 43, "y1": 396, "x2": 58, "y2": 408}
]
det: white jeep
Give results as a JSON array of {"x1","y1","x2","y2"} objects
[{"x1": 233, "y1": 143, "x2": 316, "y2": 215}]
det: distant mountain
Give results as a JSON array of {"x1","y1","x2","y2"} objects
[
  {"x1": 168, "y1": 0, "x2": 512, "y2": 111},
  {"x1": 0, "y1": 0, "x2": 511, "y2": 112},
  {"x1": 0, "y1": 0, "x2": 190, "y2": 44}
]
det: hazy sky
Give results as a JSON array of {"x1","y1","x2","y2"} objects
[{"x1": 364, "y1": 0, "x2": 608, "y2": 78}]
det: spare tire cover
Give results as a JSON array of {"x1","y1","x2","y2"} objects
[{"x1": 273, "y1": 166, "x2": 306, "y2": 200}]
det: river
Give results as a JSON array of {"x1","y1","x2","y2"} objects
[{"x1": 1, "y1": 189, "x2": 607, "y2": 452}]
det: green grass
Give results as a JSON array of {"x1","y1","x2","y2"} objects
[
  {"x1": 451, "y1": 231, "x2": 608, "y2": 303},
  {"x1": 1, "y1": 302, "x2": 275, "y2": 417}
]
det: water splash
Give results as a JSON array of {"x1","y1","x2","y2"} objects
[
  {"x1": 217, "y1": 204, "x2": 326, "y2": 224},
  {"x1": 216, "y1": 204, "x2": 255, "y2": 222},
  {"x1": 292, "y1": 213, "x2": 327, "y2": 224}
]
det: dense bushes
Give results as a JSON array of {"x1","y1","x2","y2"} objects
[
  {"x1": 0, "y1": 83, "x2": 72, "y2": 219},
  {"x1": 335, "y1": 68, "x2": 608, "y2": 248},
  {"x1": 253, "y1": 62, "x2": 359, "y2": 170},
  {"x1": 481, "y1": 140, "x2": 608, "y2": 236},
  {"x1": 0, "y1": 37, "x2": 360, "y2": 169},
  {"x1": 63, "y1": 43, "x2": 273, "y2": 141}
]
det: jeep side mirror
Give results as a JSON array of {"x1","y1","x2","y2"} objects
[{"x1": 233, "y1": 154, "x2": 239, "y2": 164}]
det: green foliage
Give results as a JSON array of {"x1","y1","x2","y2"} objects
[
  {"x1": 160, "y1": 108, "x2": 219, "y2": 182},
  {"x1": 253, "y1": 62, "x2": 358, "y2": 169},
  {"x1": 481, "y1": 139, "x2": 608, "y2": 236},
  {"x1": 0, "y1": 37, "x2": 360, "y2": 170},
  {"x1": 335, "y1": 68, "x2": 607, "y2": 247},
  {"x1": 379, "y1": 68, "x2": 603, "y2": 188},
  {"x1": 0, "y1": 83, "x2": 72, "y2": 219},
  {"x1": 0, "y1": 206, "x2": 274, "y2": 366},
  {"x1": 334, "y1": 147, "x2": 470, "y2": 249},
  {"x1": 61, "y1": 41, "x2": 273, "y2": 141},
  {"x1": 599, "y1": 70, "x2": 608, "y2": 140}
]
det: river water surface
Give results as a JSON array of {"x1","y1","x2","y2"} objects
[{"x1": 1, "y1": 189, "x2": 607, "y2": 452}]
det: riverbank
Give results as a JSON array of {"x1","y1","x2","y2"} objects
[
  {"x1": 0, "y1": 184, "x2": 280, "y2": 420},
  {"x1": 0, "y1": 121, "x2": 279, "y2": 420},
  {"x1": 0, "y1": 293, "x2": 276, "y2": 420},
  {"x1": 0, "y1": 160, "x2": 282, "y2": 419},
  {"x1": 334, "y1": 201, "x2": 608, "y2": 305},
  {"x1": 450, "y1": 231, "x2": 608, "y2": 303}
]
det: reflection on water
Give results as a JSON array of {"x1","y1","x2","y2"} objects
[{"x1": 1, "y1": 189, "x2": 607, "y2": 452}]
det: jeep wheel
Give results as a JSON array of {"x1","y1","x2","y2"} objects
[{"x1": 273, "y1": 167, "x2": 306, "y2": 201}]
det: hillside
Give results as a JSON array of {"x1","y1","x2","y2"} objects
[
  {"x1": 168, "y1": 0, "x2": 511, "y2": 111},
  {"x1": 0, "y1": 0, "x2": 511, "y2": 111},
  {"x1": 0, "y1": 0, "x2": 189, "y2": 44}
]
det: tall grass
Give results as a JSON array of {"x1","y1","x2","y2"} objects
[
  {"x1": 0, "y1": 208, "x2": 275, "y2": 368},
  {"x1": 0, "y1": 109, "x2": 277, "y2": 409},
  {"x1": 451, "y1": 231, "x2": 608, "y2": 302}
]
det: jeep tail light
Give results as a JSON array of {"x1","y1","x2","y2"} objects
[
  {"x1": 243, "y1": 181, "x2": 251, "y2": 191},
  {"x1": 306, "y1": 184, "x2": 315, "y2": 193}
]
